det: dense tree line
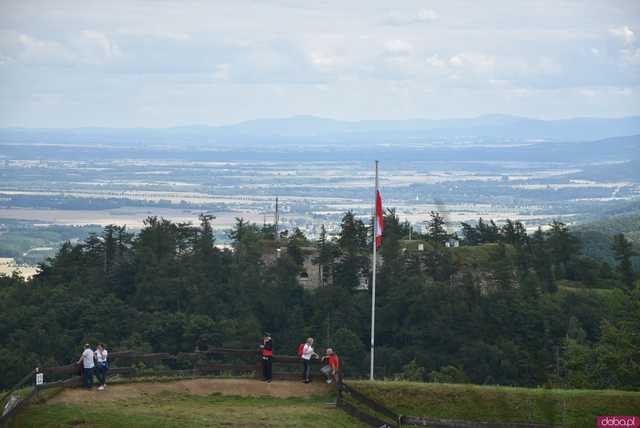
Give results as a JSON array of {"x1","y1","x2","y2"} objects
[{"x1": 0, "y1": 212, "x2": 638, "y2": 390}]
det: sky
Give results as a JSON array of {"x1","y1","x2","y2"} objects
[{"x1": 0, "y1": 0, "x2": 639, "y2": 127}]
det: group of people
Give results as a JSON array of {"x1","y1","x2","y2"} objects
[
  {"x1": 76, "y1": 336, "x2": 335, "y2": 391},
  {"x1": 259, "y1": 333, "x2": 340, "y2": 384},
  {"x1": 77, "y1": 343, "x2": 109, "y2": 390}
]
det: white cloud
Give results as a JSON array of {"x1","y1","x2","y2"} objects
[
  {"x1": 578, "y1": 88, "x2": 597, "y2": 97},
  {"x1": 1, "y1": 0, "x2": 639, "y2": 126},
  {"x1": 4, "y1": 32, "x2": 75, "y2": 65},
  {"x1": 621, "y1": 48, "x2": 640, "y2": 65},
  {"x1": 511, "y1": 87, "x2": 535, "y2": 97},
  {"x1": 0, "y1": 53, "x2": 15, "y2": 65},
  {"x1": 76, "y1": 31, "x2": 121, "y2": 64},
  {"x1": 609, "y1": 25, "x2": 635, "y2": 46},
  {"x1": 489, "y1": 79, "x2": 511, "y2": 87},
  {"x1": 609, "y1": 87, "x2": 632, "y2": 96},
  {"x1": 384, "y1": 39, "x2": 413, "y2": 56},
  {"x1": 310, "y1": 51, "x2": 338, "y2": 68},
  {"x1": 0, "y1": 30, "x2": 122, "y2": 66},
  {"x1": 213, "y1": 63, "x2": 230, "y2": 81},
  {"x1": 384, "y1": 8, "x2": 438, "y2": 25},
  {"x1": 426, "y1": 55, "x2": 446, "y2": 68},
  {"x1": 115, "y1": 29, "x2": 192, "y2": 42},
  {"x1": 536, "y1": 56, "x2": 562, "y2": 75},
  {"x1": 448, "y1": 53, "x2": 496, "y2": 72},
  {"x1": 417, "y1": 9, "x2": 438, "y2": 22}
]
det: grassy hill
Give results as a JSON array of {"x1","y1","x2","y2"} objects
[
  {"x1": 575, "y1": 211, "x2": 640, "y2": 242},
  {"x1": 573, "y1": 212, "x2": 640, "y2": 264},
  {"x1": 15, "y1": 394, "x2": 363, "y2": 428},
  {"x1": 0, "y1": 221, "x2": 102, "y2": 264},
  {"x1": 12, "y1": 379, "x2": 363, "y2": 428},
  {"x1": 350, "y1": 381, "x2": 640, "y2": 428},
  {"x1": 11, "y1": 379, "x2": 640, "y2": 427}
]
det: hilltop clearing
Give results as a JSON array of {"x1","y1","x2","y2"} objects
[
  {"x1": 14, "y1": 380, "x2": 360, "y2": 428},
  {"x1": 15, "y1": 379, "x2": 640, "y2": 428},
  {"x1": 46, "y1": 378, "x2": 331, "y2": 404}
]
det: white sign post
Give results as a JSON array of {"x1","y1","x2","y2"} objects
[{"x1": 35, "y1": 372, "x2": 43, "y2": 386}]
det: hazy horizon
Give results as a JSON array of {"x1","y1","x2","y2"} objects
[{"x1": 3, "y1": 112, "x2": 640, "y2": 130}]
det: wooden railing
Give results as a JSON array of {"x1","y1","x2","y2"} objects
[
  {"x1": 2, "y1": 357, "x2": 559, "y2": 428},
  {"x1": 337, "y1": 381, "x2": 400, "y2": 428},
  {"x1": 1, "y1": 347, "x2": 322, "y2": 426},
  {"x1": 34, "y1": 348, "x2": 322, "y2": 382},
  {"x1": 336, "y1": 382, "x2": 555, "y2": 428}
]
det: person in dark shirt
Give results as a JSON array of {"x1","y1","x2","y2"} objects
[{"x1": 260, "y1": 332, "x2": 273, "y2": 382}]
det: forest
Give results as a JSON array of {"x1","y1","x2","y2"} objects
[{"x1": 0, "y1": 211, "x2": 638, "y2": 390}]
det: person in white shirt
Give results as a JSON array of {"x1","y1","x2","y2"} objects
[
  {"x1": 76, "y1": 343, "x2": 95, "y2": 390},
  {"x1": 95, "y1": 343, "x2": 108, "y2": 390},
  {"x1": 301, "y1": 337, "x2": 319, "y2": 383}
]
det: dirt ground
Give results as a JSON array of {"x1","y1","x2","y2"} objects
[{"x1": 46, "y1": 378, "x2": 332, "y2": 405}]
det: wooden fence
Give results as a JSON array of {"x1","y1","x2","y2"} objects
[
  {"x1": 2, "y1": 351, "x2": 559, "y2": 428},
  {"x1": 35, "y1": 348, "x2": 324, "y2": 382},
  {"x1": 400, "y1": 416, "x2": 556, "y2": 428},
  {"x1": 0, "y1": 347, "x2": 321, "y2": 426},
  {"x1": 337, "y1": 381, "x2": 401, "y2": 428},
  {"x1": 336, "y1": 382, "x2": 556, "y2": 428}
]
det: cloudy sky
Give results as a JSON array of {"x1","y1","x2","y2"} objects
[{"x1": 0, "y1": 0, "x2": 639, "y2": 127}]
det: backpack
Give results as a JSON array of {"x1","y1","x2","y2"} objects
[{"x1": 297, "y1": 343, "x2": 305, "y2": 358}]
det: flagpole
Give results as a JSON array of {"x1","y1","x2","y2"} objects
[{"x1": 370, "y1": 160, "x2": 378, "y2": 381}]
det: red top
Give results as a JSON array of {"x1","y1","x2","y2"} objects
[
  {"x1": 262, "y1": 339, "x2": 273, "y2": 357},
  {"x1": 328, "y1": 354, "x2": 340, "y2": 370}
]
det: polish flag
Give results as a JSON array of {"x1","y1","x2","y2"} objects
[{"x1": 375, "y1": 190, "x2": 384, "y2": 248}]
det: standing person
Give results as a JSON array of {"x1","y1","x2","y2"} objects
[
  {"x1": 76, "y1": 343, "x2": 95, "y2": 390},
  {"x1": 301, "y1": 337, "x2": 318, "y2": 384},
  {"x1": 320, "y1": 348, "x2": 340, "y2": 384},
  {"x1": 259, "y1": 332, "x2": 273, "y2": 382},
  {"x1": 95, "y1": 343, "x2": 109, "y2": 390}
]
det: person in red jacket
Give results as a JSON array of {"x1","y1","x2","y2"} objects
[
  {"x1": 259, "y1": 332, "x2": 273, "y2": 382},
  {"x1": 320, "y1": 348, "x2": 340, "y2": 384}
]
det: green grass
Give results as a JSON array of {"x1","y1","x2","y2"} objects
[
  {"x1": 12, "y1": 380, "x2": 640, "y2": 427},
  {"x1": 451, "y1": 243, "x2": 513, "y2": 269},
  {"x1": 556, "y1": 279, "x2": 617, "y2": 292},
  {"x1": 13, "y1": 392, "x2": 365, "y2": 428},
  {"x1": 350, "y1": 381, "x2": 640, "y2": 428}
]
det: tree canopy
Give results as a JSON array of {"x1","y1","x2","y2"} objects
[{"x1": 0, "y1": 213, "x2": 637, "y2": 391}]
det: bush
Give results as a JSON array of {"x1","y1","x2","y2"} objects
[
  {"x1": 430, "y1": 365, "x2": 470, "y2": 384},
  {"x1": 396, "y1": 359, "x2": 426, "y2": 382}
]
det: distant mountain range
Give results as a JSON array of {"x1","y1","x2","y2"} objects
[{"x1": 2, "y1": 114, "x2": 640, "y2": 146}]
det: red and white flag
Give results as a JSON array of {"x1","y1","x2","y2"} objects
[{"x1": 375, "y1": 190, "x2": 384, "y2": 248}]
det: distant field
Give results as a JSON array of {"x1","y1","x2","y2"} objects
[
  {"x1": 0, "y1": 207, "x2": 265, "y2": 229},
  {"x1": 0, "y1": 222, "x2": 103, "y2": 265},
  {"x1": 5, "y1": 152, "x2": 639, "y2": 239},
  {"x1": 0, "y1": 258, "x2": 39, "y2": 278}
]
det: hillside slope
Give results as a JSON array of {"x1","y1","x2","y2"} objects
[
  {"x1": 351, "y1": 381, "x2": 640, "y2": 428},
  {"x1": 574, "y1": 212, "x2": 640, "y2": 262}
]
